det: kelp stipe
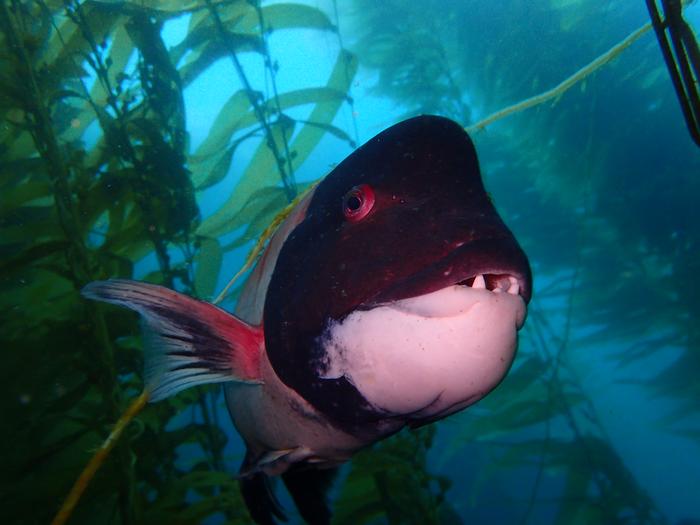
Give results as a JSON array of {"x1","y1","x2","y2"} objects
[{"x1": 51, "y1": 392, "x2": 150, "y2": 525}]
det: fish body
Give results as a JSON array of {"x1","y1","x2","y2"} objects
[{"x1": 83, "y1": 115, "x2": 532, "y2": 524}]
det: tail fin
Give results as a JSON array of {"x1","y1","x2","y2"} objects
[{"x1": 82, "y1": 279, "x2": 263, "y2": 401}]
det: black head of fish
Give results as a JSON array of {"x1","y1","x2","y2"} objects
[{"x1": 264, "y1": 115, "x2": 532, "y2": 433}]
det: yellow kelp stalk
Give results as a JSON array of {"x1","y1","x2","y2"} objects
[
  {"x1": 50, "y1": 392, "x2": 149, "y2": 525},
  {"x1": 466, "y1": 22, "x2": 652, "y2": 133}
]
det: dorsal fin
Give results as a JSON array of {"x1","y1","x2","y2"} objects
[{"x1": 82, "y1": 279, "x2": 263, "y2": 400}]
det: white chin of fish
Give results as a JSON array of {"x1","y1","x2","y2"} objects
[{"x1": 317, "y1": 279, "x2": 527, "y2": 418}]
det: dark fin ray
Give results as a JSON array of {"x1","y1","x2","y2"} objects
[
  {"x1": 282, "y1": 466, "x2": 338, "y2": 525},
  {"x1": 82, "y1": 279, "x2": 263, "y2": 400},
  {"x1": 239, "y1": 454, "x2": 287, "y2": 525}
]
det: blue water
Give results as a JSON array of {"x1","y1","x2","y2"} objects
[{"x1": 4, "y1": 1, "x2": 700, "y2": 524}]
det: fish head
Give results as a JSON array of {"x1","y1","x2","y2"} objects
[{"x1": 264, "y1": 115, "x2": 532, "y2": 432}]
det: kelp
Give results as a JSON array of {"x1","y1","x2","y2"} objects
[
  {"x1": 0, "y1": 1, "x2": 358, "y2": 523},
  {"x1": 334, "y1": 426, "x2": 462, "y2": 525},
  {"x1": 466, "y1": 22, "x2": 653, "y2": 134}
]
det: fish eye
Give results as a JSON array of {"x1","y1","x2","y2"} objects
[{"x1": 342, "y1": 184, "x2": 375, "y2": 222}]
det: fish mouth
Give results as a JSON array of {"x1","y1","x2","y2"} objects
[
  {"x1": 387, "y1": 273, "x2": 527, "y2": 328},
  {"x1": 458, "y1": 273, "x2": 523, "y2": 295},
  {"x1": 319, "y1": 262, "x2": 528, "y2": 422},
  {"x1": 365, "y1": 237, "x2": 532, "y2": 309}
]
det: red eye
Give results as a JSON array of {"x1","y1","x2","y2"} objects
[{"x1": 342, "y1": 184, "x2": 375, "y2": 222}]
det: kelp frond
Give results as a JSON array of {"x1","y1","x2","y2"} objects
[{"x1": 1, "y1": 1, "x2": 357, "y2": 523}]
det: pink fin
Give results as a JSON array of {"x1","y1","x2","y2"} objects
[{"x1": 82, "y1": 279, "x2": 263, "y2": 401}]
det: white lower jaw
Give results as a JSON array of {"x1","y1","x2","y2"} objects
[{"x1": 316, "y1": 285, "x2": 527, "y2": 418}]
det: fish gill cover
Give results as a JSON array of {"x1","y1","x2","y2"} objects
[{"x1": 0, "y1": 1, "x2": 698, "y2": 525}]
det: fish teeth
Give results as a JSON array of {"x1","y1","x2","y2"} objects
[
  {"x1": 507, "y1": 276, "x2": 520, "y2": 296},
  {"x1": 472, "y1": 274, "x2": 486, "y2": 289}
]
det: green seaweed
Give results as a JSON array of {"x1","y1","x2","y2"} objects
[
  {"x1": 334, "y1": 426, "x2": 462, "y2": 525},
  {"x1": 0, "y1": 1, "x2": 357, "y2": 523}
]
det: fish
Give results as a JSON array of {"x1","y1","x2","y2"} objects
[{"x1": 82, "y1": 115, "x2": 532, "y2": 525}]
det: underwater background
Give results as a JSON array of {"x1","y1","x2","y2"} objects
[{"x1": 2, "y1": 1, "x2": 699, "y2": 524}]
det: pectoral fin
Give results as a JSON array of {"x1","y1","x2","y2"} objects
[{"x1": 82, "y1": 279, "x2": 263, "y2": 400}]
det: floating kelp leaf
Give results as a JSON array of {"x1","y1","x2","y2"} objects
[
  {"x1": 190, "y1": 140, "x2": 239, "y2": 191},
  {"x1": 450, "y1": 394, "x2": 551, "y2": 446},
  {"x1": 190, "y1": 140, "x2": 250, "y2": 191},
  {"x1": 0, "y1": 181, "x2": 52, "y2": 216},
  {"x1": 175, "y1": 493, "x2": 248, "y2": 524},
  {"x1": 671, "y1": 426, "x2": 700, "y2": 444},
  {"x1": 264, "y1": 86, "x2": 349, "y2": 113},
  {"x1": 0, "y1": 199, "x2": 54, "y2": 225},
  {"x1": 193, "y1": 236, "x2": 223, "y2": 300},
  {"x1": 178, "y1": 35, "x2": 262, "y2": 88},
  {"x1": 0, "y1": 209, "x2": 63, "y2": 245},
  {"x1": 295, "y1": 118, "x2": 356, "y2": 148},
  {"x1": 42, "y1": 380, "x2": 94, "y2": 417},
  {"x1": 188, "y1": 89, "x2": 259, "y2": 191},
  {"x1": 79, "y1": 175, "x2": 129, "y2": 232},
  {"x1": 223, "y1": 189, "x2": 292, "y2": 250},
  {"x1": 190, "y1": 87, "x2": 352, "y2": 186},
  {"x1": 0, "y1": 129, "x2": 37, "y2": 162},
  {"x1": 208, "y1": 184, "x2": 286, "y2": 247},
  {"x1": 100, "y1": 218, "x2": 153, "y2": 262},
  {"x1": 170, "y1": 1, "x2": 253, "y2": 66},
  {"x1": 173, "y1": 0, "x2": 335, "y2": 55},
  {"x1": 335, "y1": 427, "x2": 451, "y2": 525},
  {"x1": 238, "y1": 3, "x2": 336, "y2": 33},
  {"x1": 92, "y1": 0, "x2": 205, "y2": 15},
  {"x1": 40, "y1": 4, "x2": 101, "y2": 66},
  {"x1": 0, "y1": 76, "x2": 32, "y2": 111},
  {"x1": 0, "y1": 240, "x2": 70, "y2": 276},
  {"x1": 196, "y1": 117, "x2": 297, "y2": 238},
  {"x1": 190, "y1": 88, "x2": 352, "y2": 188},
  {"x1": 47, "y1": 88, "x2": 84, "y2": 106},
  {"x1": 193, "y1": 49, "x2": 356, "y2": 241},
  {"x1": 43, "y1": 3, "x2": 126, "y2": 76},
  {"x1": 288, "y1": 50, "x2": 358, "y2": 171},
  {"x1": 468, "y1": 434, "x2": 661, "y2": 525},
  {"x1": 191, "y1": 89, "x2": 255, "y2": 159},
  {"x1": 222, "y1": 181, "x2": 318, "y2": 253},
  {"x1": 94, "y1": 250, "x2": 134, "y2": 279},
  {"x1": 139, "y1": 469, "x2": 247, "y2": 524}
]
